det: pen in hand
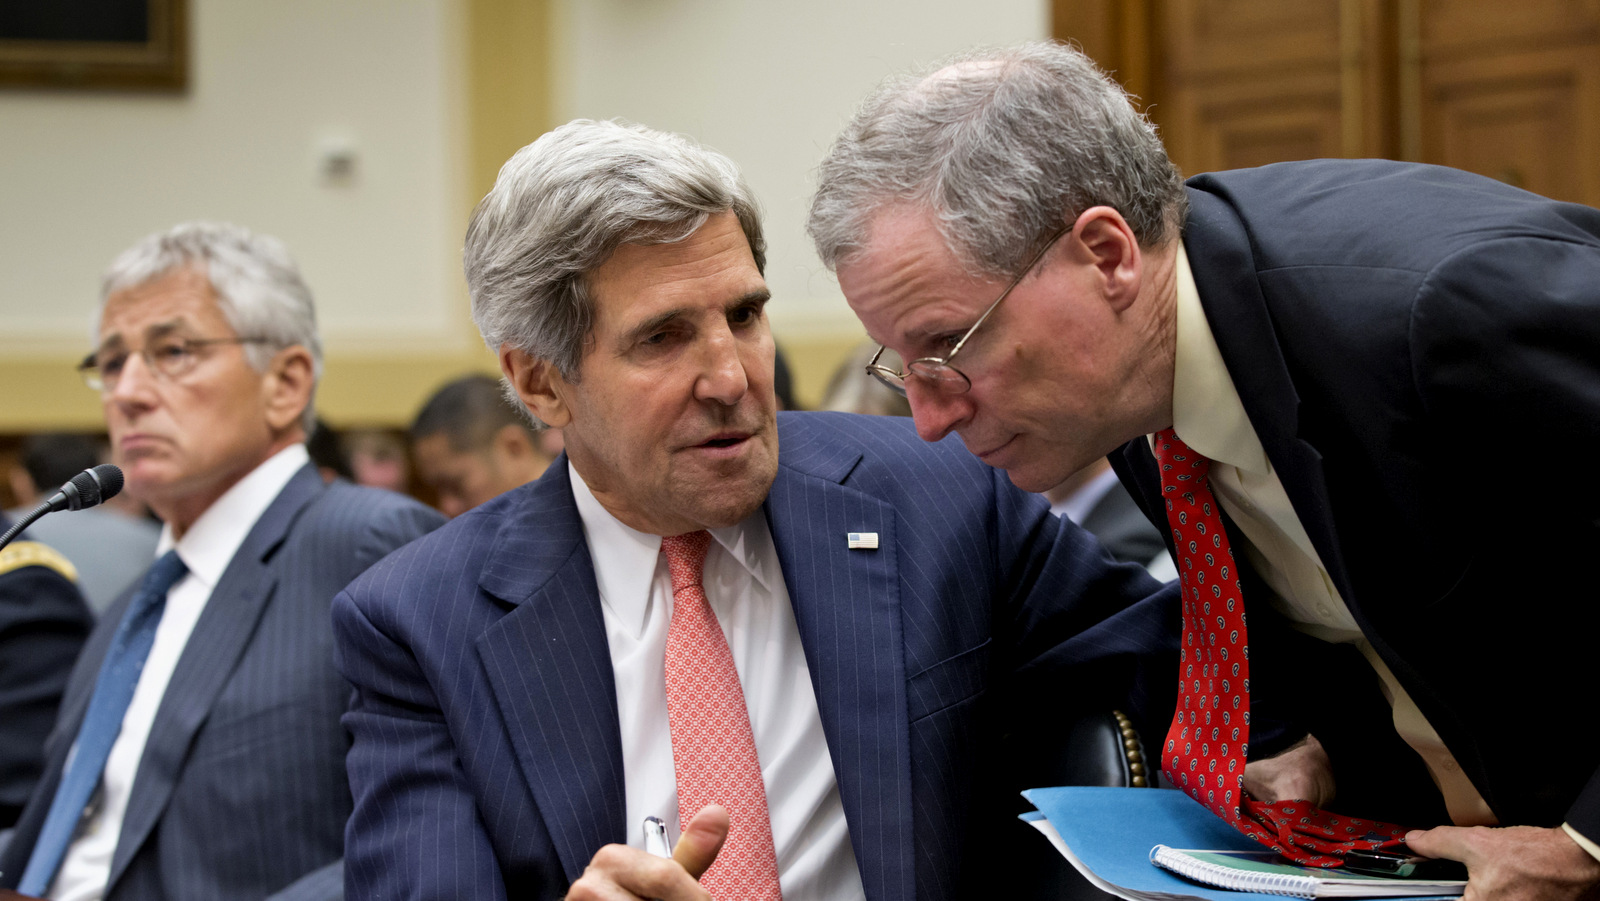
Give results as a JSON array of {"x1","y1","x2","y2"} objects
[{"x1": 643, "y1": 815, "x2": 672, "y2": 859}]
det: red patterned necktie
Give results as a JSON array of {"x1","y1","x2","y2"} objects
[
  {"x1": 660, "y1": 531, "x2": 783, "y2": 899},
  {"x1": 1153, "y1": 428, "x2": 1408, "y2": 867}
]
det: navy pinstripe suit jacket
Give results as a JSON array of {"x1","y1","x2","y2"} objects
[
  {"x1": 0, "y1": 464, "x2": 444, "y2": 901},
  {"x1": 334, "y1": 412, "x2": 1179, "y2": 901}
]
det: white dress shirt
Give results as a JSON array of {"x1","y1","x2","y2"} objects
[
  {"x1": 1162, "y1": 247, "x2": 1498, "y2": 826},
  {"x1": 50, "y1": 444, "x2": 309, "y2": 901},
  {"x1": 569, "y1": 463, "x2": 866, "y2": 901}
]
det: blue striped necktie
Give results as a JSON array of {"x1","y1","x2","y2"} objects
[{"x1": 18, "y1": 549, "x2": 189, "y2": 896}]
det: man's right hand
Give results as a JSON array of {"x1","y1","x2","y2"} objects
[
  {"x1": 567, "y1": 806, "x2": 730, "y2": 901},
  {"x1": 1242, "y1": 733, "x2": 1336, "y2": 807}
]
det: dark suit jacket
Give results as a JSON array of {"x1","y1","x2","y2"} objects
[
  {"x1": 0, "y1": 465, "x2": 443, "y2": 900},
  {"x1": 334, "y1": 412, "x2": 1179, "y2": 901},
  {"x1": 1111, "y1": 159, "x2": 1600, "y2": 837},
  {"x1": 0, "y1": 522, "x2": 92, "y2": 829}
]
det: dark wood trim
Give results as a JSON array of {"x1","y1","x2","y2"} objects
[
  {"x1": 0, "y1": 0, "x2": 188, "y2": 91},
  {"x1": 1052, "y1": 0, "x2": 1155, "y2": 108}
]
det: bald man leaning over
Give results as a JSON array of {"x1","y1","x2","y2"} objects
[{"x1": 812, "y1": 41, "x2": 1600, "y2": 901}]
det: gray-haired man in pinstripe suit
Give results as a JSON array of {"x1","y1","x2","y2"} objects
[{"x1": 0, "y1": 222, "x2": 443, "y2": 901}]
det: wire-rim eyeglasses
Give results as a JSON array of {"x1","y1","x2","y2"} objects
[{"x1": 864, "y1": 224, "x2": 1070, "y2": 397}]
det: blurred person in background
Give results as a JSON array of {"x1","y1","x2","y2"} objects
[
  {"x1": 8, "y1": 434, "x2": 161, "y2": 615},
  {"x1": 340, "y1": 429, "x2": 411, "y2": 494},
  {"x1": 770, "y1": 342, "x2": 798, "y2": 411},
  {"x1": 1043, "y1": 459, "x2": 1175, "y2": 579},
  {"x1": 0, "y1": 222, "x2": 443, "y2": 901},
  {"x1": 305, "y1": 417, "x2": 354, "y2": 484},
  {"x1": 410, "y1": 373, "x2": 557, "y2": 517},
  {"x1": 818, "y1": 341, "x2": 912, "y2": 418}
]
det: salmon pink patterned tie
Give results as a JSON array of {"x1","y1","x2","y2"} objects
[
  {"x1": 1153, "y1": 429, "x2": 1409, "y2": 867},
  {"x1": 660, "y1": 530, "x2": 783, "y2": 899}
]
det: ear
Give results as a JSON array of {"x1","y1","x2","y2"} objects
[
  {"x1": 262, "y1": 345, "x2": 316, "y2": 435},
  {"x1": 1070, "y1": 206, "x2": 1143, "y2": 313},
  {"x1": 499, "y1": 344, "x2": 573, "y2": 429}
]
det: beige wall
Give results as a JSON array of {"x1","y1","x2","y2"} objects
[
  {"x1": 552, "y1": 0, "x2": 1049, "y2": 404},
  {"x1": 0, "y1": 0, "x2": 1048, "y2": 429},
  {"x1": 0, "y1": 0, "x2": 481, "y2": 430}
]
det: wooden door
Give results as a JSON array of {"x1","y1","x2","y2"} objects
[
  {"x1": 1054, "y1": 0, "x2": 1600, "y2": 205},
  {"x1": 1412, "y1": 0, "x2": 1600, "y2": 204}
]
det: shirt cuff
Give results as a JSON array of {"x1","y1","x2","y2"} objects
[{"x1": 1562, "y1": 822, "x2": 1600, "y2": 864}]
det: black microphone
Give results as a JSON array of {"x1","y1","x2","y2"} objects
[
  {"x1": 45, "y1": 463, "x2": 124, "y2": 512},
  {"x1": 0, "y1": 464, "x2": 125, "y2": 553}
]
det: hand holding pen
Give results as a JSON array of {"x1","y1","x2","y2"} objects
[
  {"x1": 643, "y1": 816, "x2": 673, "y2": 859},
  {"x1": 564, "y1": 805, "x2": 731, "y2": 901}
]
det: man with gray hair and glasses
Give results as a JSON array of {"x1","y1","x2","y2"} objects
[
  {"x1": 0, "y1": 222, "x2": 443, "y2": 901},
  {"x1": 332, "y1": 118, "x2": 1179, "y2": 901},
  {"x1": 810, "y1": 40, "x2": 1600, "y2": 900}
]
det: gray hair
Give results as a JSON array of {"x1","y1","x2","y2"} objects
[
  {"x1": 808, "y1": 41, "x2": 1186, "y2": 278},
  {"x1": 464, "y1": 118, "x2": 766, "y2": 382},
  {"x1": 100, "y1": 221, "x2": 323, "y2": 434}
]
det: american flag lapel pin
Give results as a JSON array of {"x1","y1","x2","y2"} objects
[{"x1": 847, "y1": 532, "x2": 879, "y2": 550}]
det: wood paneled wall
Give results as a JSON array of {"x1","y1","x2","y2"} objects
[{"x1": 1054, "y1": 0, "x2": 1600, "y2": 207}]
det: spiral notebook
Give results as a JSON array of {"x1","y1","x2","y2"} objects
[
  {"x1": 1148, "y1": 846, "x2": 1466, "y2": 898},
  {"x1": 1020, "y1": 787, "x2": 1465, "y2": 901}
]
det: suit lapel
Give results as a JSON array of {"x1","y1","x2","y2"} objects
[
  {"x1": 469, "y1": 429, "x2": 915, "y2": 897},
  {"x1": 474, "y1": 464, "x2": 626, "y2": 885},
  {"x1": 765, "y1": 422, "x2": 914, "y2": 901},
  {"x1": 109, "y1": 464, "x2": 325, "y2": 890},
  {"x1": 1183, "y1": 188, "x2": 1358, "y2": 603}
]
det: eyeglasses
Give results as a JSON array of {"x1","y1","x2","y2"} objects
[
  {"x1": 78, "y1": 336, "x2": 269, "y2": 392},
  {"x1": 865, "y1": 224, "x2": 1070, "y2": 396}
]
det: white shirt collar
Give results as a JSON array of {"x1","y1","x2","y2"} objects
[
  {"x1": 155, "y1": 444, "x2": 311, "y2": 588},
  {"x1": 567, "y1": 460, "x2": 776, "y2": 637},
  {"x1": 1168, "y1": 244, "x2": 1271, "y2": 475}
]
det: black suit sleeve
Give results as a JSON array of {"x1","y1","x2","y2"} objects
[
  {"x1": 0, "y1": 546, "x2": 93, "y2": 829},
  {"x1": 1413, "y1": 233, "x2": 1600, "y2": 839},
  {"x1": 1415, "y1": 234, "x2": 1600, "y2": 499}
]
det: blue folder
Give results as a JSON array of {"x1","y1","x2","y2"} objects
[{"x1": 1020, "y1": 787, "x2": 1459, "y2": 900}]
